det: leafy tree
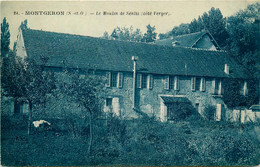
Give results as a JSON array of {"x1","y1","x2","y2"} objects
[
  {"x1": 201, "y1": 7, "x2": 228, "y2": 47},
  {"x1": 102, "y1": 31, "x2": 110, "y2": 40},
  {"x1": 1, "y1": 17, "x2": 10, "y2": 57},
  {"x1": 142, "y1": 24, "x2": 157, "y2": 43},
  {"x1": 2, "y1": 20, "x2": 56, "y2": 135},
  {"x1": 158, "y1": 32, "x2": 171, "y2": 40},
  {"x1": 226, "y1": 3, "x2": 260, "y2": 78},
  {"x1": 1, "y1": 51, "x2": 24, "y2": 110},
  {"x1": 159, "y1": 7, "x2": 228, "y2": 46},
  {"x1": 23, "y1": 57, "x2": 56, "y2": 135},
  {"x1": 56, "y1": 69, "x2": 106, "y2": 154},
  {"x1": 222, "y1": 78, "x2": 258, "y2": 108},
  {"x1": 189, "y1": 16, "x2": 204, "y2": 33},
  {"x1": 2, "y1": 53, "x2": 56, "y2": 135},
  {"x1": 171, "y1": 23, "x2": 190, "y2": 37},
  {"x1": 107, "y1": 26, "x2": 143, "y2": 42},
  {"x1": 159, "y1": 23, "x2": 191, "y2": 39},
  {"x1": 19, "y1": 19, "x2": 28, "y2": 30},
  {"x1": 130, "y1": 28, "x2": 143, "y2": 42}
]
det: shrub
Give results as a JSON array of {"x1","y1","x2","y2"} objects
[{"x1": 204, "y1": 105, "x2": 216, "y2": 121}]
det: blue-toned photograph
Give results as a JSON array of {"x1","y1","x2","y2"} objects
[{"x1": 1, "y1": 1, "x2": 260, "y2": 166}]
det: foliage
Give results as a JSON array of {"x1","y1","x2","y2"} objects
[
  {"x1": 23, "y1": 57, "x2": 56, "y2": 105},
  {"x1": 158, "y1": 31, "x2": 171, "y2": 40},
  {"x1": 222, "y1": 78, "x2": 258, "y2": 108},
  {"x1": 1, "y1": 48, "x2": 56, "y2": 134},
  {"x1": 102, "y1": 31, "x2": 110, "y2": 40},
  {"x1": 159, "y1": 7, "x2": 228, "y2": 47},
  {"x1": 1, "y1": 17, "x2": 10, "y2": 57},
  {"x1": 167, "y1": 102, "x2": 200, "y2": 121},
  {"x1": 56, "y1": 70, "x2": 106, "y2": 117},
  {"x1": 104, "y1": 26, "x2": 143, "y2": 42},
  {"x1": 2, "y1": 117, "x2": 259, "y2": 166},
  {"x1": 19, "y1": 19, "x2": 28, "y2": 30},
  {"x1": 226, "y1": 3, "x2": 260, "y2": 78},
  {"x1": 189, "y1": 16, "x2": 204, "y2": 33},
  {"x1": 53, "y1": 69, "x2": 106, "y2": 153},
  {"x1": 200, "y1": 7, "x2": 228, "y2": 47},
  {"x1": 1, "y1": 51, "x2": 24, "y2": 99},
  {"x1": 142, "y1": 24, "x2": 157, "y2": 43},
  {"x1": 171, "y1": 23, "x2": 190, "y2": 37},
  {"x1": 204, "y1": 105, "x2": 216, "y2": 121}
]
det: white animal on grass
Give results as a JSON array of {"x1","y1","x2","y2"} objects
[{"x1": 33, "y1": 120, "x2": 51, "y2": 128}]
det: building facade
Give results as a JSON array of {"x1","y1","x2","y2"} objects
[{"x1": 12, "y1": 28, "x2": 256, "y2": 122}]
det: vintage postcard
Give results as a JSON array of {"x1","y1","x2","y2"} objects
[{"x1": 1, "y1": 0, "x2": 260, "y2": 166}]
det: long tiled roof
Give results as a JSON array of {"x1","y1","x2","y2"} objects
[
  {"x1": 22, "y1": 29, "x2": 250, "y2": 79},
  {"x1": 154, "y1": 31, "x2": 219, "y2": 49}
]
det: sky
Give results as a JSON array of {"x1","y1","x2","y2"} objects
[{"x1": 1, "y1": 0, "x2": 257, "y2": 48}]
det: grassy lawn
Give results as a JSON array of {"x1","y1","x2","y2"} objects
[
  {"x1": 1, "y1": 116, "x2": 260, "y2": 166},
  {"x1": 1, "y1": 129, "x2": 92, "y2": 166}
]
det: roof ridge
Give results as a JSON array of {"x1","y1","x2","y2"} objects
[
  {"x1": 180, "y1": 46, "x2": 226, "y2": 53},
  {"x1": 172, "y1": 31, "x2": 206, "y2": 38},
  {"x1": 23, "y1": 28, "x2": 157, "y2": 47},
  {"x1": 24, "y1": 29, "x2": 226, "y2": 54},
  {"x1": 23, "y1": 28, "x2": 99, "y2": 39}
]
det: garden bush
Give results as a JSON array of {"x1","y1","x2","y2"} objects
[{"x1": 1, "y1": 113, "x2": 260, "y2": 166}]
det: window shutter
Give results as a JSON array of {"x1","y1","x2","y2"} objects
[
  {"x1": 191, "y1": 77, "x2": 196, "y2": 91},
  {"x1": 148, "y1": 74, "x2": 153, "y2": 89},
  {"x1": 244, "y1": 81, "x2": 248, "y2": 96},
  {"x1": 117, "y1": 72, "x2": 123, "y2": 88},
  {"x1": 218, "y1": 80, "x2": 222, "y2": 95},
  {"x1": 137, "y1": 74, "x2": 142, "y2": 88},
  {"x1": 215, "y1": 104, "x2": 222, "y2": 121},
  {"x1": 174, "y1": 76, "x2": 180, "y2": 90},
  {"x1": 200, "y1": 77, "x2": 205, "y2": 91},
  {"x1": 164, "y1": 75, "x2": 169, "y2": 90},
  {"x1": 106, "y1": 72, "x2": 111, "y2": 87},
  {"x1": 212, "y1": 78, "x2": 216, "y2": 94}
]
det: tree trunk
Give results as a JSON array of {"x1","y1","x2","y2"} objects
[
  {"x1": 88, "y1": 112, "x2": 93, "y2": 155},
  {"x1": 14, "y1": 98, "x2": 19, "y2": 114},
  {"x1": 27, "y1": 101, "x2": 33, "y2": 135}
]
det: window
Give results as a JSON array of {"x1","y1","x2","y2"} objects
[
  {"x1": 169, "y1": 76, "x2": 174, "y2": 89},
  {"x1": 104, "y1": 97, "x2": 120, "y2": 116},
  {"x1": 137, "y1": 73, "x2": 152, "y2": 89},
  {"x1": 195, "y1": 77, "x2": 201, "y2": 91},
  {"x1": 165, "y1": 75, "x2": 179, "y2": 90},
  {"x1": 191, "y1": 77, "x2": 206, "y2": 91},
  {"x1": 106, "y1": 72, "x2": 123, "y2": 88},
  {"x1": 137, "y1": 74, "x2": 142, "y2": 88},
  {"x1": 142, "y1": 74, "x2": 148, "y2": 88},
  {"x1": 106, "y1": 98, "x2": 112, "y2": 106},
  {"x1": 214, "y1": 79, "x2": 222, "y2": 95},
  {"x1": 111, "y1": 72, "x2": 117, "y2": 87}
]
